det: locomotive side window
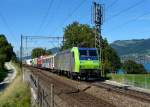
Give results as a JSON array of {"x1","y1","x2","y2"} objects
[{"x1": 72, "y1": 52, "x2": 74, "y2": 58}]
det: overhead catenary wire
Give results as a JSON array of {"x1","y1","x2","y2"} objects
[
  {"x1": 106, "y1": 0, "x2": 119, "y2": 11},
  {"x1": 52, "y1": 0, "x2": 87, "y2": 34},
  {"x1": 35, "y1": 0, "x2": 54, "y2": 35},
  {"x1": 31, "y1": 0, "x2": 54, "y2": 47},
  {"x1": 32, "y1": 0, "x2": 54, "y2": 48},
  {"x1": 24, "y1": 2, "x2": 62, "y2": 55},
  {"x1": 0, "y1": 12, "x2": 19, "y2": 50},
  {"x1": 105, "y1": 0, "x2": 146, "y2": 22},
  {"x1": 0, "y1": 11, "x2": 18, "y2": 43},
  {"x1": 110, "y1": 11, "x2": 150, "y2": 31},
  {"x1": 21, "y1": 35, "x2": 63, "y2": 57},
  {"x1": 42, "y1": 0, "x2": 63, "y2": 34}
]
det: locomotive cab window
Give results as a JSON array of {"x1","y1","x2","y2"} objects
[
  {"x1": 79, "y1": 50, "x2": 87, "y2": 57},
  {"x1": 79, "y1": 48, "x2": 98, "y2": 60},
  {"x1": 89, "y1": 50, "x2": 97, "y2": 56}
]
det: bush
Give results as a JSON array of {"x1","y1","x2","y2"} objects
[
  {"x1": 0, "y1": 68, "x2": 7, "y2": 82},
  {"x1": 122, "y1": 60, "x2": 147, "y2": 74}
]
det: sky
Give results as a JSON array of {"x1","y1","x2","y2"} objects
[{"x1": 0, "y1": 0, "x2": 150, "y2": 54}]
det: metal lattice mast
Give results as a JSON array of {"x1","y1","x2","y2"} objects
[{"x1": 93, "y1": 2, "x2": 104, "y2": 77}]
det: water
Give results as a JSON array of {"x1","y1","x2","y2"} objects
[
  {"x1": 144, "y1": 63, "x2": 150, "y2": 72},
  {"x1": 118, "y1": 69, "x2": 124, "y2": 74}
]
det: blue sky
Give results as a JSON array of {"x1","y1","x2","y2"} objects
[{"x1": 0, "y1": 0, "x2": 150, "y2": 53}]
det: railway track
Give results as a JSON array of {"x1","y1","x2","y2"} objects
[
  {"x1": 24, "y1": 65, "x2": 150, "y2": 107},
  {"x1": 92, "y1": 82, "x2": 150, "y2": 103},
  {"x1": 25, "y1": 65, "x2": 115, "y2": 107}
]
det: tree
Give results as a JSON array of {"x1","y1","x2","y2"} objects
[
  {"x1": 11, "y1": 52, "x2": 17, "y2": 62},
  {"x1": 0, "y1": 34, "x2": 15, "y2": 81},
  {"x1": 62, "y1": 21, "x2": 95, "y2": 50},
  {"x1": 122, "y1": 60, "x2": 147, "y2": 74},
  {"x1": 31, "y1": 48, "x2": 46, "y2": 58},
  {"x1": 102, "y1": 38, "x2": 121, "y2": 75},
  {"x1": 0, "y1": 34, "x2": 14, "y2": 67}
]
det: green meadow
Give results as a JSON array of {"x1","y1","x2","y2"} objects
[{"x1": 108, "y1": 74, "x2": 150, "y2": 89}]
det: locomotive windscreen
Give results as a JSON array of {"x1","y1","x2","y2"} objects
[
  {"x1": 79, "y1": 48, "x2": 98, "y2": 60},
  {"x1": 89, "y1": 50, "x2": 97, "y2": 56},
  {"x1": 79, "y1": 50, "x2": 87, "y2": 57}
]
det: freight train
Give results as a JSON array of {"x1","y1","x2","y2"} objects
[{"x1": 26, "y1": 47, "x2": 101, "y2": 79}]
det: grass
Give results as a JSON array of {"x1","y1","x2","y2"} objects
[
  {"x1": 11, "y1": 62, "x2": 21, "y2": 76},
  {"x1": 108, "y1": 73, "x2": 150, "y2": 89},
  {"x1": 0, "y1": 62, "x2": 31, "y2": 107}
]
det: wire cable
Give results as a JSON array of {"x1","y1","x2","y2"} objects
[
  {"x1": 0, "y1": 11, "x2": 18, "y2": 43},
  {"x1": 35, "y1": 0, "x2": 54, "y2": 35},
  {"x1": 111, "y1": 11, "x2": 150, "y2": 31},
  {"x1": 42, "y1": 0, "x2": 62, "y2": 34},
  {"x1": 32, "y1": 0, "x2": 54, "y2": 48},
  {"x1": 52, "y1": 0, "x2": 87, "y2": 34},
  {"x1": 106, "y1": 0, "x2": 146, "y2": 22},
  {"x1": 106, "y1": 0, "x2": 119, "y2": 11}
]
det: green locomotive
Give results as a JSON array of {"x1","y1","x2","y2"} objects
[{"x1": 54, "y1": 47, "x2": 101, "y2": 79}]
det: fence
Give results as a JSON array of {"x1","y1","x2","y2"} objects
[{"x1": 29, "y1": 74, "x2": 60, "y2": 107}]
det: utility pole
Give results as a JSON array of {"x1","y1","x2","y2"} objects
[
  {"x1": 93, "y1": 1, "x2": 104, "y2": 77},
  {"x1": 25, "y1": 36, "x2": 28, "y2": 57},
  {"x1": 20, "y1": 35, "x2": 23, "y2": 72}
]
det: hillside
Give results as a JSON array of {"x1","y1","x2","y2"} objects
[
  {"x1": 111, "y1": 38, "x2": 150, "y2": 56},
  {"x1": 47, "y1": 47, "x2": 60, "y2": 54}
]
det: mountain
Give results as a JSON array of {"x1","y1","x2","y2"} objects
[
  {"x1": 47, "y1": 47, "x2": 60, "y2": 54},
  {"x1": 111, "y1": 38, "x2": 150, "y2": 56}
]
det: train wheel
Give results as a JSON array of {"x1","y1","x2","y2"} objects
[
  {"x1": 70, "y1": 72, "x2": 74, "y2": 79},
  {"x1": 67, "y1": 72, "x2": 70, "y2": 78},
  {"x1": 58, "y1": 70, "x2": 61, "y2": 75}
]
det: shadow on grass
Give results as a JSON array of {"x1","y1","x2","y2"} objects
[
  {"x1": 0, "y1": 83, "x2": 9, "y2": 92},
  {"x1": 0, "y1": 68, "x2": 12, "y2": 83},
  {"x1": 7, "y1": 69, "x2": 13, "y2": 73}
]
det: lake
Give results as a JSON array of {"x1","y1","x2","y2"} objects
[{"x1": 144, "y1": 63, "x2": 150, "y2": 72}]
